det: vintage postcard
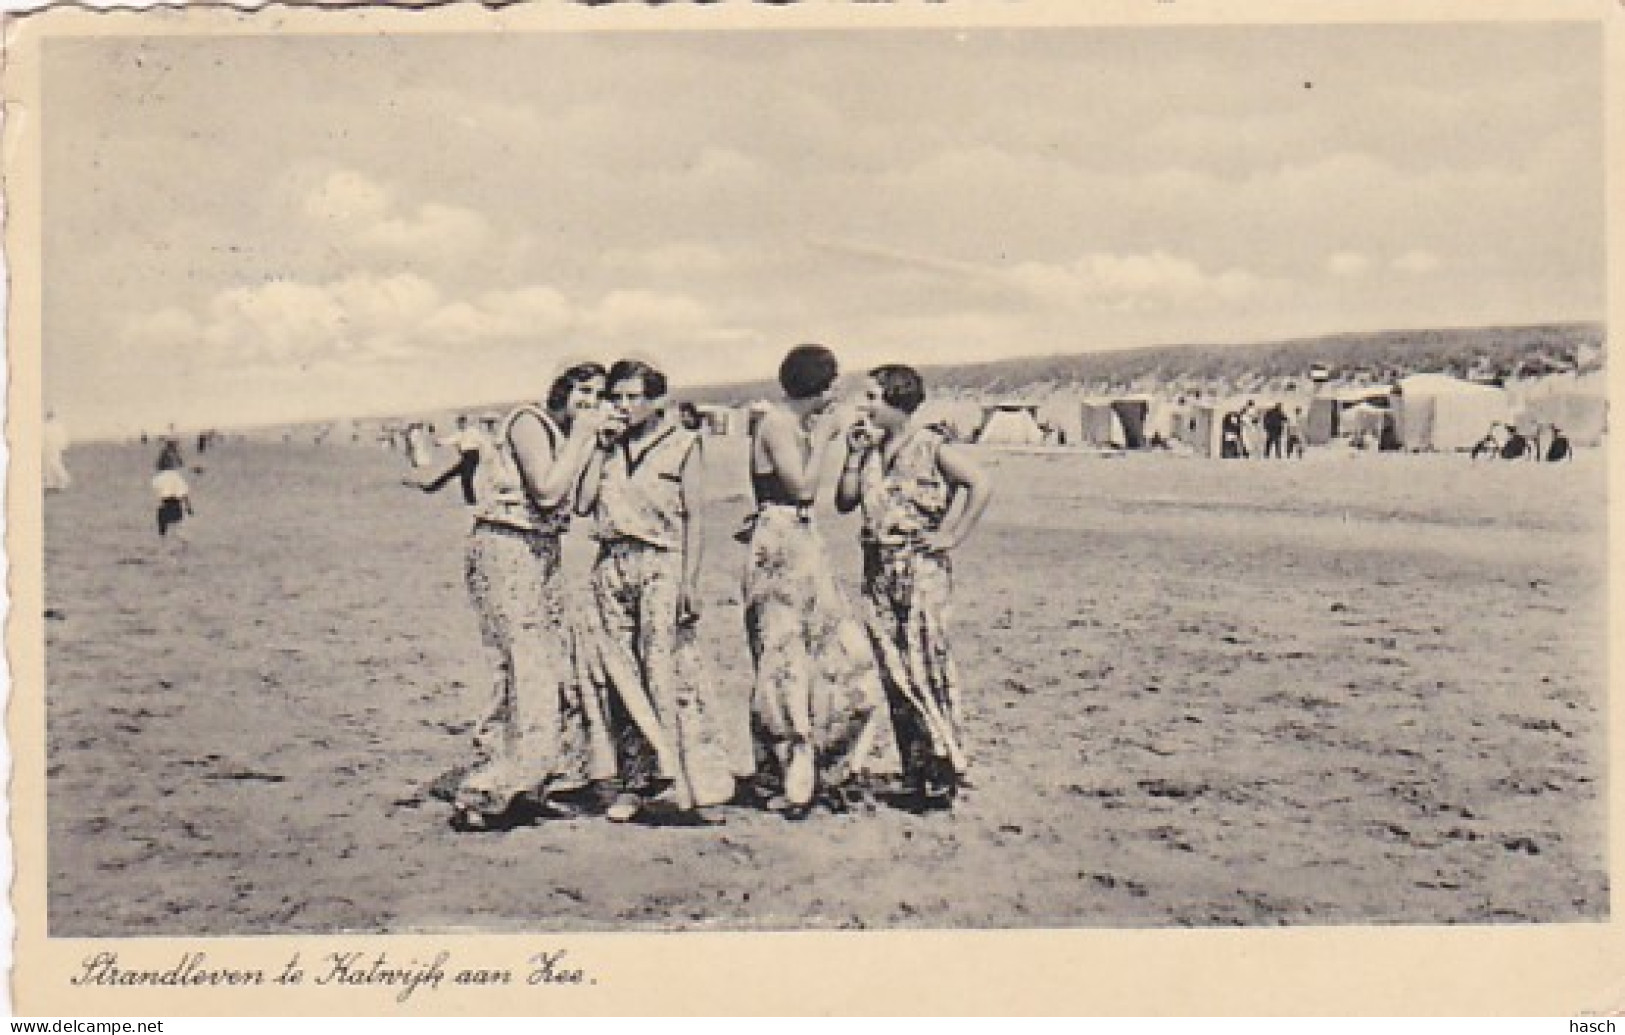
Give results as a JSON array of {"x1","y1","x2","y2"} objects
[{"x1": 4, "y1": 0, "x2": 1622, "y2": 1016}]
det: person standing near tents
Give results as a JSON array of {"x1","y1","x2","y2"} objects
[
  {"x1": 837, "y1": 364, "x2": 993, "y2": 812},
  {"x1": 1285, "y1": 406, "x2": 1307, "y2": 459},
  {"x1": 742, "y1": 345, "x2": 895, "y2": 820},
  {"x1": 1220, "y1": 408, "x2": 1246, "y2": 459},
  {"x1": 1262, "y1": 403, "x2": 1287, "y2": 459}
]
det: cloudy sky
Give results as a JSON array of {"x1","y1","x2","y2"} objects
[{"x1": 43, "y1": 23, "x2": 1603, "y2": 438}]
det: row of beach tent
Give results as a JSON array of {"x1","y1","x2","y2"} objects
[{"x1": 693, "y1": 370, "x2": 1607, "y2": 456}]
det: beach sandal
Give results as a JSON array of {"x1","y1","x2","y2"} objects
[
  {"x1": 450, "y1": 805, "x2": 491, "y2": 832},
  {"x1": 605, "y1": 793, "x2": 642, "y2": 824},
  {"x1": 785, "y1": 743, "x2": 816, "y2": 811}
]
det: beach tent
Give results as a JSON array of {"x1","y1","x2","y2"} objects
[
  {"x1": 745, "y1": 401, "x2": 772, "y2": 437},
  {"x1": 975, "y1": 403, "x2": 1045, "y2": 446},
  {"x1": 1511, "y1": 372, "x2": 1608, "y2": 446},
  {"x1": 1395, "y1": 374, "x2": 1511, "y2": 452},
  {"x1": 1143, "y1": 397, "x2": 1181, "y2": 447},
  {"x1": 1174, "y1": 401, "x2": 1220, "y2": 457},
  {"x1": 1305, "y1": 396, "x2": 1339, "y2": 444},
  {"x1": 695, "y1": 404, "x2": 744, "y2": 436},
  {"x1": 1110, "y1": 397, "x2": 1151, "y2": 449},
  {"x1": 1078, "y1": 400, "x2": 1122, "y2": 448}
]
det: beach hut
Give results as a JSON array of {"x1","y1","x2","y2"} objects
[
  {"x1": 745, "y1": 401, "x2": 772, "y2": 437},
  {"x1": 1175, "y1": 400, "x2": 1221, "y2": 457},
  {"x1": 1110, "y1": 396, "x2": 1152, "y2": 449},
  {"x1": 1394, "y1": 373, "x2": 1511, "y2": 452},
  {"x1": 1511, "y1": 372, "x2": 1608, "y2": 447},
  {"x1": 1078, "y1": 399, "x2": 1121, "y2": 448},
  {"x1": 695, "y1": 404, "x2": 743, "y2": 436},
  {"x1": 975, "y1": 403, "x2": 1045, "y2": 446}
]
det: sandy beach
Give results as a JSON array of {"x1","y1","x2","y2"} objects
[{"x1": 43, "y1": 436, "x2": 1607, "y2": 934}]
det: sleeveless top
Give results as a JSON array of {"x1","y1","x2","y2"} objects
[
  {"x1": 858, "y1": 424, "x2": 952, "y2": 549},
  {"x1": 750, "y1": 412, "x2": 808, "y2": 509},
  {"x1": 471, "y1": 404, "x2": 570, "y2": 535},
  {"x1": 594, "y1": 424, "x2": 700, "y2": 551}
]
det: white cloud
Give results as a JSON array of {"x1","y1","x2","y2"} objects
[
  {"x1": 601, "y1": 242, "x2": 733, "y2": 279},
  {"x1": 1393, "y1": 249, "x2": 1442, "y2": 275},
  {"x1": 303, "y1": 169, "x2": 391, "y2": 227},
  {"x1": 1007, "y1": 252, "x2": 1273, "y2": 312},
  {"x1": 1327, "y1": 251, "x2": 1372, "y2": 278},
  {"x1": 302, "y1": 169, "x2": 492, "y2": 264},
  {"x1": 362, "y1": 202, "x2": 492, "y2": 259},
  {"x1": 580, "y1": 289, "x2": 721, "y2": 341},
  {"x1": 125, "y1": 306, "x2": 203, "y2": 353},
  {"x1": 125, "y1": 274, "x2": 589, "y2": 369}
]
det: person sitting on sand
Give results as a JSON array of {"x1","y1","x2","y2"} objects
[
  {"x1": 1470, "y1": 423, "x2": 1503, "y2": 461},
  {"x1": 742, "y1": 345, "x2": 896, "y2": 820},
  {"x1": 836, "y1": 364, "x2": 993, "y2": 813},
  {"x1": 447, "y1": 363, "x2": 614, "y2": 832},
  {"x1": 151, "y1": 445, "x2": 194, "y2": 543},
  {"x1": 1545, "y1": 426, "x2": 1573, "y2": 463},
  {"x1": 1499, "y1": 425, "x2": 1535, "y2": 462},
  {"x1": 575, "y1": 359, "x2": 741, "y2": 825}
]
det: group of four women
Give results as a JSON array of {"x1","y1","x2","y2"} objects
[{"x1": 445, "y1": 346, "x2": 993, "y2": 831}]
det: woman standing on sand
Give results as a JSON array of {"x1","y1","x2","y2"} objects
[
  {"x1": 742, "y1": 345, "x2": 894, "y2": 819},
  {"x1": 836, "y1": 364, "x2": 993, "y2": 812},
  {"x1": 449, "y1": 362, "x2": 612, "y2": 831},
  {"x1": 575, "y1": 359, "x2": 739, "y2": 824}
]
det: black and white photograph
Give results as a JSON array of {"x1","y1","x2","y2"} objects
[{"x1": 5, "y1": 1, "x2": 1619, "y2": 1015}]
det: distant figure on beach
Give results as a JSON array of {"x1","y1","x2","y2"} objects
[
  {"x1": 576, "y1": 359, "x2": 740, "y2": 824},
  {"x1": 743, "y1": 345, "x2": 894, "y2": 820},
  {"x1": 157, "y1": 437, "x2": 186, "y2": 472},
  {"x1": 43, "y1": 409, "x2": 72, "y2": 491},
  {"x1": 1240, "y1": 401, "x2": 1262, "y2": 459},
  {"x1": 1285, "y1": 406, "x2": 1306, "y2": 459},
  {"x1": 836, "y1": 364, "x2": 993, "y2": 812},
  {"x1": 152, "y1": 445, "x2": 193, "y2": 542},
  {"x1": 447, "y1": 363, "x2": 613, "y2": 832},
  {"x1": 676, "y1": 401, "x2": 704, "y2": 433},
  {"x1": 405, "y1": 423, "x2": 435, "y2": 469},
  {"x1": 1545, "y1": 427, "x2": 1573, "y2": 463},
  {"x1": 1220, "y1": 409, "x2": 1246, "y2": 459},
  {"x1": 1262, "y1": 403, "x2": 1286, "y2": 459},
  {"x1": 407, "y1": 415, "x2": 491, "y2": 506},
  {"x1": 1499, "y1": 425, "x2": 1535, "y2": 462}
]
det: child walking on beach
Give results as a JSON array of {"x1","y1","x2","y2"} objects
[{"x1": 836, "y1": 364, "x2": 993, "y2": 812}]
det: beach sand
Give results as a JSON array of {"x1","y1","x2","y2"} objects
[{"x1": 42, "y1": 436, "x2": 1607, "y2": 934}]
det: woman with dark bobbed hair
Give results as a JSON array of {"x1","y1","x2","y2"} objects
[
  {"x1": 836, "y1": 363, "x2": 993, "y2": 812},
  {"x1": 447, "y1": 361, "x2": 613, "y2": 831},
  {"x1": 576, "y1": 358, "x2": 739, "y2": 823},
  {"x1": 742, "y1": 344, "x2": 895, "y2": 819}
]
